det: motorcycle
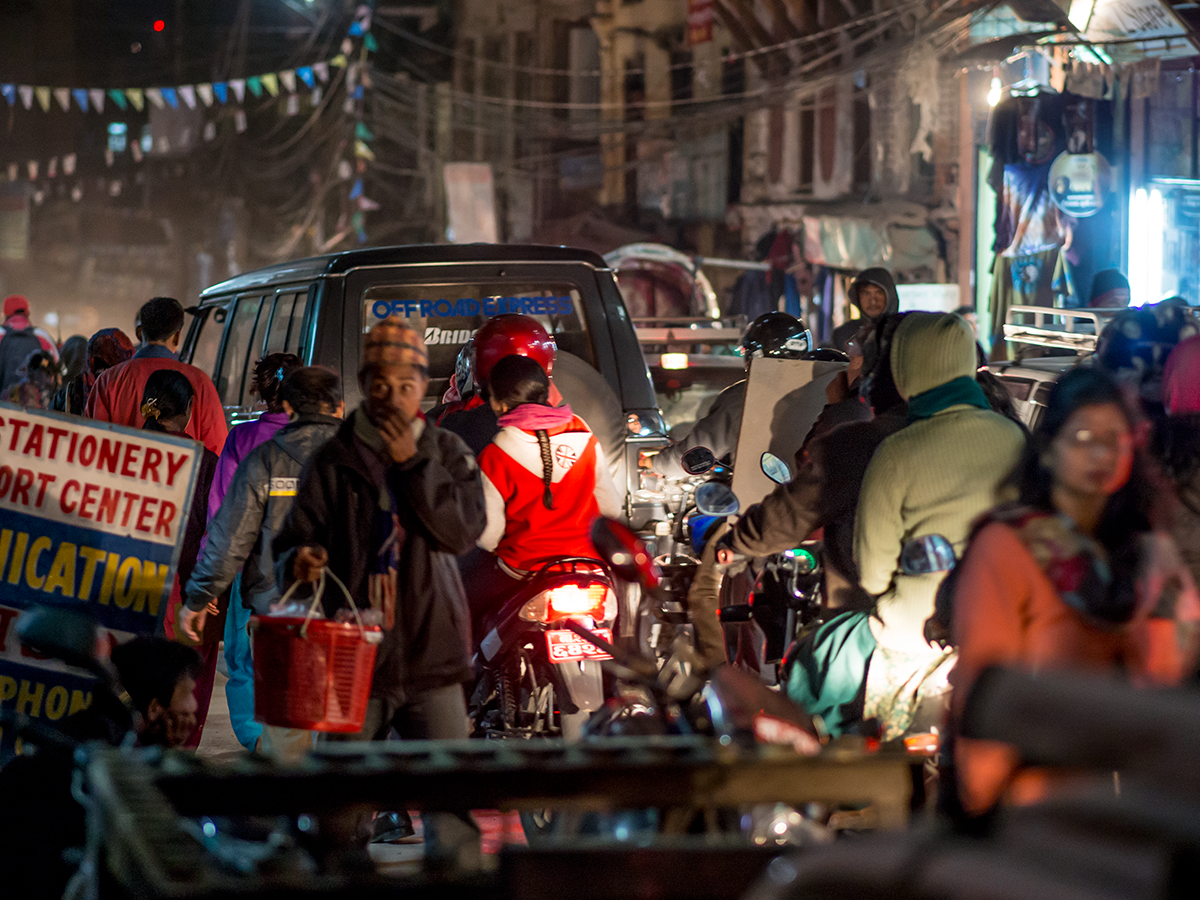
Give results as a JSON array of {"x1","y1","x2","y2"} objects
[
  {"x1": 557, "y1": 518, "x2": 831, "y2": 844},
  {"x1": 679, "y1": 449, "x2": 825, "y2": 684},
  {"x1": 632, "y1": 446, "x2": 733, "y2": 671},
  {"x1": 468, "y1": 557, "x2": 619, "y2": 743}
]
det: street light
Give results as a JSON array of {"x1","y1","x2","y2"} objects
[{"x1": 987, "y1": 76, "x2": 1002, "y2": 107}]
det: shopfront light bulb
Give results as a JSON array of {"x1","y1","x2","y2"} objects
[{"x1": 987, "y1": 77, "x2": 1002, "y2": 107}]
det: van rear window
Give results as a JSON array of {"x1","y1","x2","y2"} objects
[{"x1": 361, "y1": 283, "x2": 592, "y2": 400}]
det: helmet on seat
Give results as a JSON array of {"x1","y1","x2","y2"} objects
[
  {"x1": 740, "y1": 312, "x2": 813, "y2": 360},
  {"x1": 474, "y1": 314, "x2": 557, "y2": 385}
]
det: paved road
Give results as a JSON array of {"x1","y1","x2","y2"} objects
[{"x1": 195, "y1": 660, "x2": 526, "y2": 872}]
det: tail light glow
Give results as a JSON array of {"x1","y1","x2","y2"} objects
[{"x1": 519, "y1": 582, "x2": 616, "y2": 623}]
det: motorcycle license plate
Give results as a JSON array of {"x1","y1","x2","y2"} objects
[{"x1": 546, "y1": 628, "x2": 613, "y2": 663}]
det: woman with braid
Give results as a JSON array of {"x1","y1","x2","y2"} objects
[{"x1": 468, "y1": 354, "x2": 621, "y2": 633}]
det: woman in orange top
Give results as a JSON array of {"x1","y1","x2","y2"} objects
[{"x1": 949, "y1": 367, "x2": 1200, "y2": 816}]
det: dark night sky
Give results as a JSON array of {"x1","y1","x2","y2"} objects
[{"x1": 0, "y1": 0, "x2": 338, "y2": 87}]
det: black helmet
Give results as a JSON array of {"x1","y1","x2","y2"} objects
[{"x1": 741, "y1": 312, "x2": 812, "y2": 360}]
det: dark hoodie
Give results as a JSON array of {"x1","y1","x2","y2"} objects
[
  {"x1": 830, "y1": 267, "x2": 900, "y2": 352},
  {"x1": 184, "y1": 413, "x2": 342, "y2": 614}
]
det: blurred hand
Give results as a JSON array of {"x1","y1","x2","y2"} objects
[
  {"x1": 293, "y1": 544, "x2": 328, "y2": 583},
  {"x1": 638, "y1": 451, "x2": 655, "y2": 470},
  {"x1": 336, "y1": 608, "x2": 384, "y2": 627},
  {"x1": 379, "y1": 408, "x2": 418, "y2": 463},
  {"x1": 178, "y1": 606, "x2": 207, "y2": 643},
  {"x1": 924, "y1": 615, "x2": 951, "y2": 649}
]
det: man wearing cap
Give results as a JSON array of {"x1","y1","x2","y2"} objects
[
  {"x1": 273, "y1": 320, "x2": 485, "y2": 870},
  {"x1": 0, "y1": 295, "x2": 58, "y2": 395}
]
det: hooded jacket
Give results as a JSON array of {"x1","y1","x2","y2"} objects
[
  {"x1": 478, "y1": 406, "x2": 622, "y2": 571},
  {"x1": 830, "y1": 268, "x2": 900, "y2": 353},
  {"x1": 184, "y1": 414, "x2": 341, "y2": 615},
  {"x1": 854, "y1": 313, "x2": 1026, "y2": 653},
  {"x1": 273, "y1": 413, "x2": 485, "y2": 704}
]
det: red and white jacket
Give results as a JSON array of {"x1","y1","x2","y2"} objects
[{"x1": 477, "y1": 404, "x2": 621, "y2": 572}]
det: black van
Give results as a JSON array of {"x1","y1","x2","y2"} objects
[{"x1": 180, "y1": 243, "x2": 667, "y2": 522}]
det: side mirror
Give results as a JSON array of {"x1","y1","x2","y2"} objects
[
  {"x1": 680, "y1": 446, "x2": 717, "y2": 476},
  {"x1": 16, "y1": 606, "x2": 105, "y2": 674},
  {"x1": 591, "y1": 517, "x2": 662, "y2": 592},
  {"x1": 761, "y1": 452, "x2": 792, "y2": 484},
  {"x1": 695, "y1": 482, "x2": 740, "y2": 517},
  {"x1": 900, "y1": 535, "x2": 957, "y2": 576}
]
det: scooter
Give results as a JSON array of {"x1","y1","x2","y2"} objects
[{"x1": 468, "y1": 557, "x2": 619, "y2": 743}]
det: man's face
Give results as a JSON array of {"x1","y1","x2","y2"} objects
[
  {"x1": 1091, "y1": 288, "x2": 1131, "y2": 308},
  {"x1": 857, "y1": 284, "x2": 889, "y2": 319},
  {"x1": 143, "y1": 675, "x2": 198, "y2": 748},
  {"x1": 363, "y1": 363, "x2": 428, "y2": 423}
]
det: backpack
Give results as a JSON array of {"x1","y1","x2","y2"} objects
[{"x1": 0, "y1": 326, "x2": 45, "y2": 394}]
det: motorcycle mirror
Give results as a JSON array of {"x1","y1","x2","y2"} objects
[
  {"x1": 695, "y1": 482, "x2": 740, "y2": 517},
  {"x1": 900, "y1": 534, "x2": 957, "y2": 576},
  {"x1": 591, "y1": 517, "x2": 662, "y2": 592},
  {"x1": 16, "y1": 606, "x2": 105, "y2": 674},
  {"x1": 680, "y1": 446, "x2": 717, "y2": 476},
  {"x1": 760, "y1": 452, "x2": 792, "y2": 484}
]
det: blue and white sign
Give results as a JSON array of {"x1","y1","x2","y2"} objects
[{"x1": 0, "y1": 405, "x2": 199, "y2": 759}]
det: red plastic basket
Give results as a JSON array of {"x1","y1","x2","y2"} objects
[{"x1": 250, "y1": 615, "x2": 381, "y2": 733}]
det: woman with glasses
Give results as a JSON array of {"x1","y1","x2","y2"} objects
[{"x1": 948, "y1": 366, "x2": 1200, "y2": 816}]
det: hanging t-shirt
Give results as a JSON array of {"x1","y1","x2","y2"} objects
[{"x1": 997, "y1": 160, "x2": 1062, "y2": 258}]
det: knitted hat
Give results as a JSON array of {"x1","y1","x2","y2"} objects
[
  {"x1": 890, "y1": 312, "x2": 977, "y2": 400},
  {"x1": 1163, "y1": 335, "x2": 1200, "y2": 415},
  {"x1": 362, "y1": 318, "x2": 428, "y2": 371},
  {"x1": 1088, "y1": 269, "x2": 1130, "y2": 305},
  {"x1": 3, "y1": 295, "x2": 29, "y2": 318}
]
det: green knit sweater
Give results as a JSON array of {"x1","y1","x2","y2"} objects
[{"x1": 853, "y1": 404, "x2": 1026, "y2": 653}]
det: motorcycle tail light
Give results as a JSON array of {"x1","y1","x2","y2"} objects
[{"x1": 519, "y1": 583, "x2": 616, "y2": 623}]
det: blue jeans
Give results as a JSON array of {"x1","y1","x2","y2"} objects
[{"x1": 223, "y1": 574, "x2": 262, "y2": 750}]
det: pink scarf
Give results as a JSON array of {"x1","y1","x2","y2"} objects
[{"x1": 498, "y1": 402, "x2": 575, "y2": 431}]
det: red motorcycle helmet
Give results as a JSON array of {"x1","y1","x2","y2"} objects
[{"x1": 473, "y1": 314, "x2": 556, "y2": 385}]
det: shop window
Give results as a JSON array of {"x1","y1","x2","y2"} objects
[
  {"x1": 671, "y1": 49, "x2": 693, "y2": 108},
  {"x1": 515, "y1": 32, "x2": 533, "y2": 100},
  {"x1": 798, "y1": 106, "x2": 815, "y2": 193},
  {"x1": 852, "y1": 89, "x2": 871, "y2": 190}
]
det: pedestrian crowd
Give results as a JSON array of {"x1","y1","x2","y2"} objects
[{"x1": 1, "y1": 264, "x2": 1199, "y2": 853}]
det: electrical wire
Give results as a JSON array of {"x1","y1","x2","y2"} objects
[{"x1": 370, "y1": 0, "x2": 978, "y2": 80}]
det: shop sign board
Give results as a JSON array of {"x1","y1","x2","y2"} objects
[
  {"x1": 688, "y1": 0, "x2": 714, "y2": 46},
  {"x1": 0, "y1": 406, "x2": 199, "y2": 760},
  {"x1": 1076, "y1": 0, "x2": 1195, "y2": 59}
]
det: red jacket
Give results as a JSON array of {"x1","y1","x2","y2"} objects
[
  {"x1": 85, "y1": 347, "x2": 228, "y2": 455},
  {"x1": 477, "y1": 406, "x2": 621, "y2": 572}
]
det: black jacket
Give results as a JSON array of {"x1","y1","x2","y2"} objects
[
  {"x1": 184, "y1": 414, "x2": 341, "y2": 614},
  {"x1": 727, "y1": 407, "x2": 907, "y2": 606},
  {"x1": 273, "y1": 413, "x2": 485, "y2": 704}
]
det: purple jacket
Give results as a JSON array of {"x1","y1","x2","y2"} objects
[{"x1": 207, "y1": 412, "x2": 290, "y2": 520}]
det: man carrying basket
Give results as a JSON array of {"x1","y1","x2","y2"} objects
[{"x1": 273, "y1": 319, "x2": 486, "y2": 871}]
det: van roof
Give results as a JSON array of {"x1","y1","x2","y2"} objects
[{"x1": 199, "y1": 243, "x2": 611, "y2": 300}]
